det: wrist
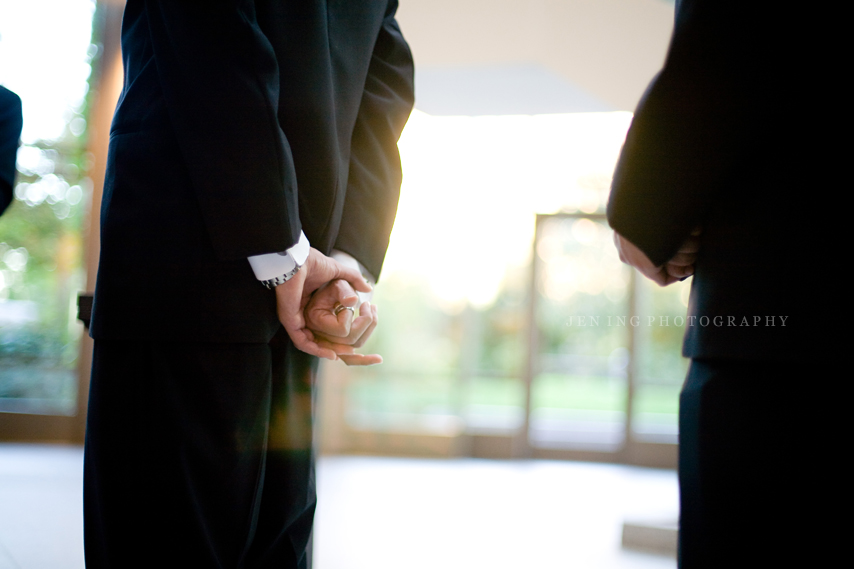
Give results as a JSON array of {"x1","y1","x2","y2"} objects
[
  {"x1": 261, "y1": 262, "x2": 303, "y2": 289},
  {"x1": 248, "y1": 232, "x2": 310, "y2": 288}
]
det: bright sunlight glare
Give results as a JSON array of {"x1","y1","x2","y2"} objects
[
  {"x1": 0, "y1": 0, "x2": 97, "y2": 143},
  {"x1": 385, "y1": 109, "x2": 633, "y2": 310}
]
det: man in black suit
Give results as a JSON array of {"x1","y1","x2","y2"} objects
[
  {"x1": 608, "y1": 0, "x2": 826, "y2": 566},
  {"x1": 0, "y1": 85, "x2": 23, "y2": 214},
  {"x1": 84, "y1": 1, "x2": 413, "y2": 567}
]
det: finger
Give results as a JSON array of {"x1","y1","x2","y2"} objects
[
  {"x1": 335, "y1": 311, "x2": 370, "y2": 343},
  {"x1": 329, "y1": 279, "x2": 360, "y2": 308},
  {"x1": 643, "y1": 266, "x2": 672, "y2": 287},
  {"x1": 304, "y1": 307, "x2": 330, "y2": 335},
  {"x1": 306, "y1": 313, "x2": 350, "y2": 339},
  {"x1": 311, "y1": 300, "x2": 374, "y2": 345},
  {"x1": 316, "y1": 319, "x2": 370, "y2": 346},
  {"x1": 333, "y1": 263, "x2": 372, "y2": 295},
  {"x1": 318, "y1": 304, "x2": 356, "y2": 338},
  {"x1": 306, "y1": 305, "x2": 354, "y2": 338},
  {"x1": 294, "y1": 329, "x2": 340, "y2": 359},
  {"x1": 666, "y1": 262, "x2": 694, "y2": 279},
  {"x1": 339, "y1": 301, "x2": 374, "y2": 344},
  {"x1": 351, "y1": 303, "x2": 378, "y2": 349},
  {"x1": 312, "y1": 304, "x2": 354, "y2": 339},
  {"x1": 324, "y1": 280, "x2": 360, "y2": 336},
  {"x1": 335, "y1": 302, "x2": 356, "y2": 331},
  {"x1": 285, "y1": 327, "x2": 339, "y2": 360},
  {"x1": 339, "y1": 353, "x2": 383, "y2": 366},
  {"x1": 302, "y1": 250, "x2": 370, "y2": 299},
  {"x1": 304, "y1": 286, "x2": 358, "y2": 339},
  {"x1": 617, "y1": 233, "x2": 664, "y2": 280},
  {"x1": 667, "y1": 262, "x2": 694, "y2": 277},
  {"x1": 312, "y1": 339, "x2": 358, "y2": 355},
  {"x1": 668, "y1": 251, "x2": 697, "y2": 266}
]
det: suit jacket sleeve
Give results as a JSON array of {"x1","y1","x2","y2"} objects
[
  {"x1": 145, "y1": 0, "x2": 300, "y2": 261},
  {"x1": 334, "y1": 0, "x2": 414, "y2": 281},
  {"x1": 0, "y1": 87, "x2": 23, "y2": 215},
  {"x1": 607, "y1": 0, "x2": 764, "y2": 266}
]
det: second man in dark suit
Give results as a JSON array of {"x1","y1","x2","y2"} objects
[
  {"x1": 608, "y1": 0, "x2": 827, "y2": 567},
  {"x1": 0, "y1": 85, "x2": 23, "y2": 215}
]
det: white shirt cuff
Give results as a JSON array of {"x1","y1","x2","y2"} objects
[{"x1": 247, "y1": 231, "x2": 310, "y2": 281}]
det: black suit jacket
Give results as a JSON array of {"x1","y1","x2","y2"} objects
[
  {"x1": 0, "y1": 86, "x2": 23, "y2": 215},
  {"x1": 608, "y1": 0, "x2": 819, "y2": 361},
  {"x1": 91, "y1": 0, "x2": 414, "y2": 342}
]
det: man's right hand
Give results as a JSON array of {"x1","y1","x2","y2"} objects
[{"x1": 275, "y1": 248, "x2": 372, "y2": 360}]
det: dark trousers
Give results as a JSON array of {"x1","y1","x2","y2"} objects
[
  {"x1": 84, "y1": 328, "x2": 317, "y2": 568},
  {"x1": 678, "y1": 359, "x2": 831, "y2": 568}
]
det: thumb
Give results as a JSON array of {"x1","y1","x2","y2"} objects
[{"x1": 334, "y1": 263, "x2": 372, "y2": 295}]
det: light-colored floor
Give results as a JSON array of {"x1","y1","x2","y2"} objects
[{"x1": 0, "y1": 444, "x2": 677, "y2": 569}]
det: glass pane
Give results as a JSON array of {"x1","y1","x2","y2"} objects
[
  {"x1": 631, "y1": 275, "x2": 691, "y2": 443},
  {"x1": 344, "y1": 277, "x2": 460, "y2": 434},
  {"x1": 530, "y1": 216, "x2": 631, "y2": 451},
  {"x1": 0, "y1": 0, "x2": 96, "y2": 415},
  {"x1": 344, "y1": 276, "x2": 527, "y2": 437},
  {"x1": 338, "y1": 110, "x2": 631, "y2": 445},
  {"x1": 465, "y1": 378, "x2": 525, "y2": 435}
]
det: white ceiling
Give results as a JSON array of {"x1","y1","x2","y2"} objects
[{"x1": 414, "y1": 63, "x2": 613, "y2": 116}]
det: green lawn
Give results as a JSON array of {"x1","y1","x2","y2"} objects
[{"x1": 345, "y1": 372, "x2": 680, "y2": 416}]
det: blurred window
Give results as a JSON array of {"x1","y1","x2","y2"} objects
[
  {"x1": 528, "y1": 213, "x2": 688, "y2": 455},
  {"x1": 530, "y1": 215, "x2": 631, "y2": 451},
  {"x1": 0, "y1": 0, "x2": 96, "y2": 415},
  {"x1": 321, "y1": 110, "x2": 686, "y2": 466}
]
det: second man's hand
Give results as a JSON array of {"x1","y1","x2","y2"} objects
[
  {"x1": 613, "y1": 229, "x2": 700, "y2": 286},
  {"x1": 275, "y1": 248, "x2": 373, "y2": 360}
]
